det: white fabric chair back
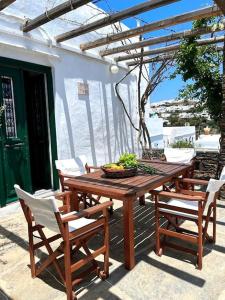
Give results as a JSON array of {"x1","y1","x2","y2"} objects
[
  {"x1": 206, "y1": 179, "x2": 225, "y2": 205},
  {"x1": 14, "y1": 185, "x2": 60, "y2": 233},
  {"x1": 164, "y1": 148, "x2": 195, "y2": 164},
  {"x1": 219, "y1": 166, "x2": 225, "y2": 180},
  {"x1": 55, "y1": 155, "x2": 88, "y2": 177}
]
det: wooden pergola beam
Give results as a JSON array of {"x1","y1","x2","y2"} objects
[
  {"x1": 23, "y1": 0, "x2": 92, "y2": 33},
  {"x1": 214, "y1": 0, "x2": 225, "y2": 15},
  {"x1": 55, "y1": 0, "x2": 180, "y2": 43},
  {"x1": 127, "y1": 45, "x2": 224, "y2": 66},
  {"x1": 0, "y1": 0, "x2": 15, "y2": 10},
  {"x1": 99, "y1": 25, "x2": 224, "y2": 57},
  {"x1": 80, "y1": 5, "x2": 222, "y2": 51},
  {"x1": 128, "y1": 53, "x2": 176, "y2": 65},
  {"x1": 115, "y1": 35, "x2": 225, "y2": 62}
]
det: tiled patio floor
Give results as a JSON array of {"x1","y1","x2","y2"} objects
[{"x1": 1, "y1": 197, "x2": 225, "y2": 300}]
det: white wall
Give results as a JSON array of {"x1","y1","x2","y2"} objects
[
  {"x1": 0, "y1": 1, "x2": 140, "y2": 166},
  {"x1": 163, "y1": 126, "x2": 196, "y2": 147},
  {"x1": 146, "y1": 116, "x2": 164, "y2": 148}
]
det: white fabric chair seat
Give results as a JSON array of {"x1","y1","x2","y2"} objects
[
  {"x1": 61, "y1": 211, "x2": 95, "y2": 232},
  {"x1": 159, "y1": 199, "x2": 198, "y2": 219},
  {"x1": 68, "y1": 218, "x2": 95, "y2": 232}
]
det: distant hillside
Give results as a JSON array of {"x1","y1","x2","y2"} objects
[
  {"x1": 150, "y1": 99, "x2": 209, "y2": 124},
  {"x1": 149, "y1": 98, "x2": 218, "y2": 133}
]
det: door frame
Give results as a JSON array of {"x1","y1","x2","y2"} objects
[{"x1": 0, "y1": 57, "x2": 58, "y2": 207}]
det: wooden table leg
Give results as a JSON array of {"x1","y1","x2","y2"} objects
[
  {"x1": 139, "y1": 195, "x2": 145, "y2": 206},
  {"x1": 123, "y1": 198, "x2": 135, "y2": 270},
  {"x1": 71, "y1": 189, "x2": 79, "y2": 212}
]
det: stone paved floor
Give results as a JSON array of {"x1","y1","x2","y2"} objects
[{"x1": 1, "y1": 197, "x2": 225, "y2": 300}]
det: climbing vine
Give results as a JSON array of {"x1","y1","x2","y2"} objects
[{"x1": 171, "y1": 17, "x2": 224, "y2": 122}]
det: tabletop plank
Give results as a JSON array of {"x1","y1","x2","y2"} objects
[{"x1": 65, "y1": 161, "x2": 191, "y2": 200}]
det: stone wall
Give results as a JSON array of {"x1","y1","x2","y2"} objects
[{"x1": 194, "y1": 151, "x2": 219, "y2": 179}]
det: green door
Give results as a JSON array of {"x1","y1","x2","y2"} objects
[{"x1": 0, "y1": 67, "x2": 32, "y2": 206}]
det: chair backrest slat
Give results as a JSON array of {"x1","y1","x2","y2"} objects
[
  {"x1": 55, "y1": 155, "x2": 88, "y2": 176},
  {"x1": 206, "y1": 179, "x2": 225, "y2": 205},
  {"x1": 219, "y1": 166, "x2": 225, "y2": 180},
  {"x1": 164, "y1": 148, "x2": 195, "y2": 164},
  {"x1": 14, "y1": 185, "x2": 60, "y2": 233}
]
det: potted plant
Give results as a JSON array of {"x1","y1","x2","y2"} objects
[{"x1": 164, "y1": 140, "x2": 195, "y2": 164}]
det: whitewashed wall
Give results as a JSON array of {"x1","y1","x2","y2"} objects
[{"x1": 0, "y1": 1, "x2": 141, "y2": 165}]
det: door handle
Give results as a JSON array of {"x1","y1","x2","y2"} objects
[{"x1": 5, "y1": 143, "x2": 24, "y2": 148}]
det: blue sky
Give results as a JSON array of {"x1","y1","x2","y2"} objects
[{"x1": 97, "y1": 0, "x2": 220, "y2": 102}]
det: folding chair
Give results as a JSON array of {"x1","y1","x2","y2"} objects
[
  {"x1": 152, "y1": 175, "x2": 225, "y2": 270},
  {"x1": 162, "y1": 148, "x2": 196, "y2": 192},
  {"x1": 55, "y1": 156, "x2": 113, "y2": 214},
  {"x1": 14, "y1": 185, "x2": 112, "y2": 300},
  {"x1": 55, "y1": 155, "x2": 101, "y2": 208},
  {"x1": 55, "y1": 155, "x2": 98, "y2": 192}
]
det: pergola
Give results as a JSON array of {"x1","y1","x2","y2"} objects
[
  {"x1": 1, "y1": 0, "x2": 225, "y2": 171},
  {"x1": 0, "y1": 0, "x2": 224, "y2": 66}
]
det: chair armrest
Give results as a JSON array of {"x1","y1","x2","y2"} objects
[
  {"x1": 61, "y1": 201, "x2": 113, "y2": 223},
  {"x1": 55, "y1": 191, "x2": 72, "y2": 200},
  {"x1": 157, "y1": 191, "x2": 206, "y2": 202},
  {"x1": 89, "y1": 166, "x2": 100, "y2": 170},
  {"x1": 60, "y1": 172, "x2": 78, "y2": 179},
  {"x1": 179, "y1": 189, "x2": 206, "y2": 198},
  {"x1": 85, "y1": 163, "x2": 100, "y2": 173},
  {"x1": 177, "y1": 178, "x2": 209, "y2": 185}
]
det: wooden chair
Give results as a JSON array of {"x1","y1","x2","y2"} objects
[
  {"x1": 14, "y1": 184, "x2": 112, "y2": 300},
  {"x1": 55, "y1": 156, "x2": 102, "y2": 208},
  {"x1": 55, "y1": 155, "x2": 97, "y2": 191},
  {"x1": 162, "y1": 148, "x2": 196, "y2": 192},
  {"x1": 55, "y1": 156, "x2": 113, "y2": 214},
  {"x1": 152, "y1": 176, "x2": 225, "y2": 270}
]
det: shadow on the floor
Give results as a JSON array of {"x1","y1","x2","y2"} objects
[
  {"x1": 216, "y1": 220, "x2": 225, "y2": 226},
  {"x1": 0, "y1": 201, "x2": 208, "y2": 299},
  {"x1": 77, "y1": 252, "x2": 206, "y2": 299},
  {"x1": 88, "y1": 201, "x2": 157, "y2": 263},
  {"x1": 140, "y1": 255, "x2": 205, "y2": 287},
  {"x1": 0, "y1": 225, "x2": 28, "y2": 251},
  {"x1": 157, "y1": 242, "x2": 213, "y2": 272},
  {"x1": 205, "y1": 243, "x2": 225, "y2": 254},
  {"x1": 217, "y1": 203, "x2": 225, "y2": 209},
  {"x1": 0, "y1": 288, "x2": 13, "y2": 300}
]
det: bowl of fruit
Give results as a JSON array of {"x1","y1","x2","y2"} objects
[
  {"x1": 102, "y1": 153, "x2": 158, "y2": 179},
  {"x1": 102, "y1": 153, "x2": 137, "y2": 178}
]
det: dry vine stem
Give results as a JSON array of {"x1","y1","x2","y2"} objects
[{"x1": 115, "y1": 49, "x2": 174, "y2": 153}]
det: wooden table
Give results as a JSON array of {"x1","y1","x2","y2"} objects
[{"x1": 65, "y1": 160, "x2": 191, "y2": 270}]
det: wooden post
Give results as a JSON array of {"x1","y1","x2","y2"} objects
[
  {"x1": 55, "y1": 0, "x2": 180, "y2": 42},
  {"x1": 214, "y1": 0, "x2": 225, "y2": 14},
  {"x1": 80, "y1": 5, "x2": 222, "y2": 51},
  {"x1": 218, "y1": 36, "x2": 225, "y2": 197},
  {"x1": 0, "y1": 0, "x2": 15, "y2": 10},
  {"x1": 23, "y1": 0, "x2": 92, "y2": 32}
]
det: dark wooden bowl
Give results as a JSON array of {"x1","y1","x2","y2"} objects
[{"x1": 101, "y1": 166, "x2": 137, "y2": 178}]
